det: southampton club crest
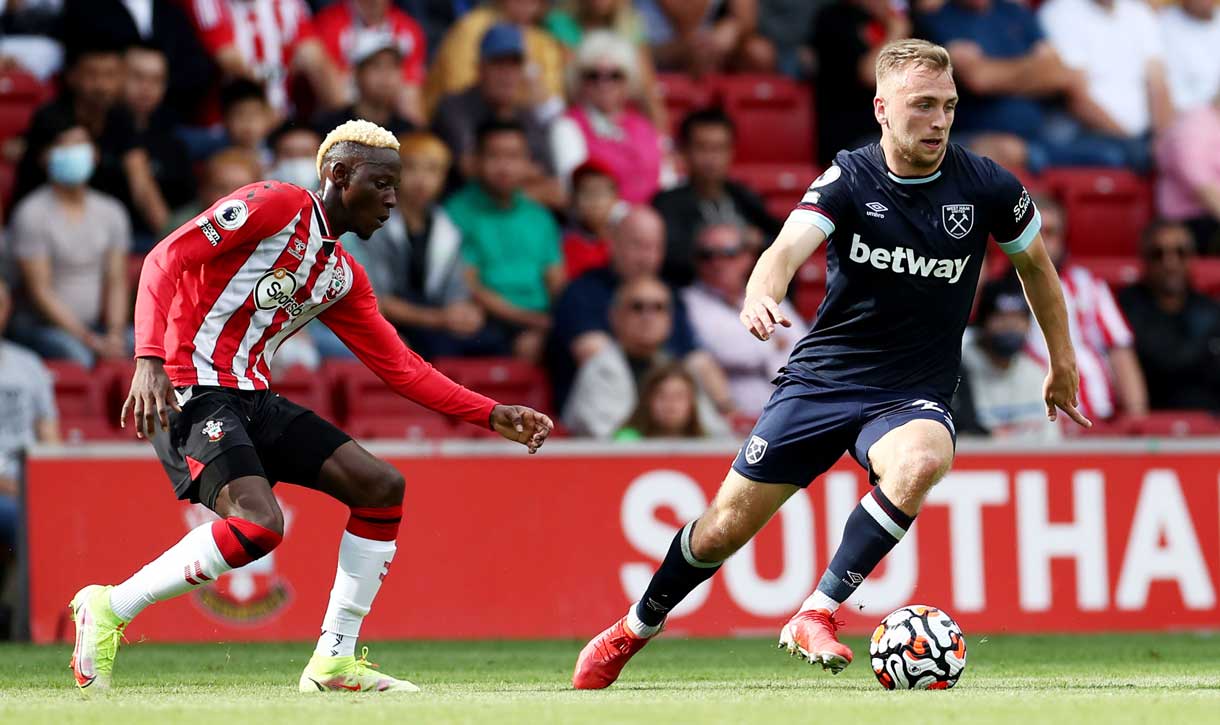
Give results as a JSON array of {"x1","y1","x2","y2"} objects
[
  {"x1": 201, "y1": 419, "x2": 225, "y2": 442},
  {"x1": 942, "y1": 204, "x2": 974, "y2": 239},
  {"x1": 744, "y1": 435, "x2": 768, "y2": 465}
]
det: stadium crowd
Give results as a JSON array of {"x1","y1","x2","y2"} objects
[{"x1": 0, "y1": 0, "x2": 1219, "y2": 506}]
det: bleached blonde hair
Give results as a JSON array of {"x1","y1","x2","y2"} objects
[
  {"x1": 568, "y1": 30, "x2": 640, "y2": 99},
  {"x1": 875, "y1": 39, "x2": 952, "y2": 93},
  {"x1": 316, "y1": 119, "x2": 400, "y2": 179}
]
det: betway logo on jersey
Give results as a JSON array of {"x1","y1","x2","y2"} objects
[
  {"x1": 849, "y1": 235, "x2": 970, "y2": 284},
  {"x1": 254, "y1": 268, "x2": 306, "y2": 317}
]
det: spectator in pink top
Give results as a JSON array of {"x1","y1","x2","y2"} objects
[
  {"x1": 1155, "y1": 94, "x2": 1220, "y2": 253},
  {"x1": 548, "y1": 30, "x2": 668, "y2": 204}
]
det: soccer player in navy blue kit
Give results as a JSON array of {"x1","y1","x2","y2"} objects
[{"x1": 573, "y1": 39, "x2": 1091, "y2": 688}]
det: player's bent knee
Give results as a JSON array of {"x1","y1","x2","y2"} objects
[
  {"x1": 902, "y1": 450, "x2": 953, "y2": 491},
  {"x1": 690, "y1": 517, "x2": 746, "y2": 563},
  {"x1": 211, "y1": 516, "x2": 284, "y2": 568},
  {"x1": 362, "y1": 465, "x2": 405, "y2": 507}
]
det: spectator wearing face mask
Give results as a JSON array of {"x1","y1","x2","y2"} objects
[
  {"x1": 8, "y1": 123, "x2": 132, "y2": 367},
  {"x1": 266, "y1": 121, "x2": 324, "y2": 190},
  {"x1": 956, "y1": 282, "x2": 1061, "y2": 442}
]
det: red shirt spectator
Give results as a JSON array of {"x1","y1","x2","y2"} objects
[
  {"x1": 186, "y1": 0, "x2": 342, "y2": 115},
  {"x1": 312, "y1": 0, "x2": 426, "y2": 85}
]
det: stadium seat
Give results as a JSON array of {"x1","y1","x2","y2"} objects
[
  {"x1": 731, "y1": 163, "x2": 817, "y2": 221},
  {"x1": 45, "y1": 361, "x2": 111, "y2": 419},
  {"x1": 1042, "y1": 169, "x2": 1153, "y2": 256},
  {"x1": 1073, "y1": 256, "x2": 1141, "y2": 289},
  {"x1": 793, "y1": 249, "x2": 828, "y2": 323},
  {"x1": 346, "y1": 415, "x2": 457, "y2": 441},
  {"x1": 434, "y1": 357, "x2": 551, "y2": 414},
  {"x1": 45, "y1": 361, "x2": 125, "y2": 441},
  {"x1": 0, "y1": 160, "x2": 15, "y2": 209},
  {"x1": 0, "y1": 69, "x2": 47, "y2": 143},
  {"x1": 1191, "y1": 258, "x2": 1220, "y2": 296},
  {"x1": 655, "y1": 73, "x2": 716, "y2": 139},
  {"x1": 716, "y1": 74, "x2": 814, "y2": 165},
  {"x1": 325, "y1": 360, "x2": 442, "y2": 427},
  {"x1": 272, "y1": 365, "x2": 334, "y2": 422},
  {"x1": 1130, "y1": 412, "x2": 1220, "y2": 437}
]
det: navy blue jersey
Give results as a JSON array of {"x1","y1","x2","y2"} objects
[{"x1": 784, "y1": 143, "x2": 1040, "y2": 400}]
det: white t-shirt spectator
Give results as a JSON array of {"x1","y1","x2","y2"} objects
[
  {"x1": 681, "y1": 283, "x2": 805, "y2": 416},
  {"x1": 960, "y1": 338, "x2": 1061, "y2": 444},
  {"x1": 1023, "y1": 264, "x2": 1133, "y2": 420},
  {"x1": 1159, "y1": 4, "x2": 1220, "y2": 113},
  {"x1": 1039, "y1": 0, "x2": 1164, "y2": 136}
]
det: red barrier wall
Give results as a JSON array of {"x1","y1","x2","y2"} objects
[{"x1": 26, "y1": 446, "x2": 1220, "y2": 643}]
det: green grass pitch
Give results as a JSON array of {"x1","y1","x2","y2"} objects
[{"x1": 2, "y1": 634, "x2": 1218, "y2": 724}]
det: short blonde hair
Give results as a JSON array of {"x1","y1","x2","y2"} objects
[
  {"x1": 568, "y1": 30, "x2": 640, "y2": 98},
  {"x1": 397, "y1": 131, "x2": 452, "y2": 170},
  {"x1": 875, "y1": 39, "x2": 952, "y2": 90},
  {"x1": 316, "y1": 119, "x2": 400, "y2": 179}
]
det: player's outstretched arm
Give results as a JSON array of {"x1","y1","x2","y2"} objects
[
  {"x1": 740, "y1": 219, "x2": 827, "y2": 341},
  {"x1": 1008, "y1": 234, "x2": 1091, "y2": 428},
  {"x1": 490, "y1": 405, "x2": 554, "y2": 454}
]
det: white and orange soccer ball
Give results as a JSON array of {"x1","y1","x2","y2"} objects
[{"x1": 869, "y1": 605, "x2": 967, "y2": 690}]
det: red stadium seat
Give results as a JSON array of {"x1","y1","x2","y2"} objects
[
  {"x1": 0, "y1": 69, "x2": 47, "y2": 143},
  {"x1": 1073, "y1": 256, "x2": 1142, "y2": 289},
  {"x1": 1191, "y1": 258, "x2": 1220, "y2": 297},
  {"x1": 1130, "y1": 412, "x2": 1220, "y2": 437},
  {"x1": 325, "y1": 359, "x2": 440, "y2": 427},
  {"x1": 716, "y1": 74, "x2": 814, "y2": 165},
  {"x1": 434, "y1": 357, "x2": 551, "y2": 414},
  {"x1": 0, "y1": 161, "x2": 15, "y2": 209},
  {"x1": 272, "y1": 365, "x2": 334, "y2": 422},
  {"x1": 1042, "y1": 169, "x2": 1153, "y2": 256},
  {"x1": 45, "y1": 361, "x2": 125, "y2": 440},
  {"x1": 655, "y1": 73, "x2": 716, "y2": 138},
  {"x1": 45, "y1": 361, "x2": 111, "y2": 419},
  {"x1": 794, "y1": 249, "x2": 828, "y2": 322},
  {"x1": 346, "y1": 415, "x2": 457, "y2": 441},
  {"x1": 732, "y1": 163, "x2": 817, "y2": 221}
]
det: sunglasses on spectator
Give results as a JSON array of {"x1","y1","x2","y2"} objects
[
  {"x1": 582, "y1": 68, "x2": 627, "y2": 83},
  {"x1": 696, "y1": 245, "x2": 746, "y2": 261},
  {"x1": 1147, "y1": 245, "x2": 1193, "y2": 261},
  {"x1": 626, "y1": 299, "x2": 669, "y2": 314}
]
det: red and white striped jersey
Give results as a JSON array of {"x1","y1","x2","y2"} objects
[
  {"x1": 135, "y1": 181, "x2": 497, "y2": 427},
  {"x1": 188, "y1": 0, "x2": 316, "y2": 113},
  {"x1": 1024, "y1": 263, "x2": 1134, "y2": 420}
]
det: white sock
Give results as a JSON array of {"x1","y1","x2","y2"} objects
[
  {"x1": 799, "y1": 589, "x2": 841, "y2": 615},
  {"x1": 109, "y1": 522, "x2": 234, "y2": 621},
  {"x1": 626, "y1": 603, "x2": 662, "y2": 638},
  {"x1": 314, "y1": 531, "x2": 396, "y2": 658}
]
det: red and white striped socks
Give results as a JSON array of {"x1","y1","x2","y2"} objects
[
  {"x1": 314, "y1": 505, "x2": 401, "y2": 658},
  {"x1": 109, "y1": 517, "x2": 282, "y2": 621}
]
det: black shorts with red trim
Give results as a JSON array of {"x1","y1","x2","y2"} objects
[{"x1": 152, "y1": 386, "x2": 351, "y2": 510}]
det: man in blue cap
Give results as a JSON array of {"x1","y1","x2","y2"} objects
[{"x1": 432, "y1": 22, "x2": 563, "y2": 207}]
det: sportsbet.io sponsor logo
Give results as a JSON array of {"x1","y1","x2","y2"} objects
[{"x1": 254, "y1": 268, "x2": 306, "y2": 317}]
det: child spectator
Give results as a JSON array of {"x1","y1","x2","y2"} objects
[{"x1": 615, "y1": 362, "x2": 706, "y2": 441}]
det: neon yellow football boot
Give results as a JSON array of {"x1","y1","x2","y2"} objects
[
  {"x1": 298, "y1": 646, "x2": 421, "y2": 693},
  {"x1": 69, "y1": 584, "x2": 128, "y2": 694}
]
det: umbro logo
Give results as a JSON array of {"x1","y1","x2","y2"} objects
[
  {"x1": 865, "y1": 201, "x2": 888, "y2": 218},
  {"x1": 845, "y1": 570, "x2": 865, "y2": 587}
]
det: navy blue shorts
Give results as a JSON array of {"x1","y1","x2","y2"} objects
[{"x1": 731, "y1": 376, "x2": 957, "y2": 488}]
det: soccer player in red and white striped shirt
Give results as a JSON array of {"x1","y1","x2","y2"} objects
[
  {"x1": 68, "y1": 120, "x2": 553, "y2": 695},
  {"x1": 1022, "y1": 196, "x2": 1149, "y2": 421}
]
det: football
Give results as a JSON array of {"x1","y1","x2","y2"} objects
[{"x1": 869, "y1": 605, "x2": 967, "y2": 690}]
